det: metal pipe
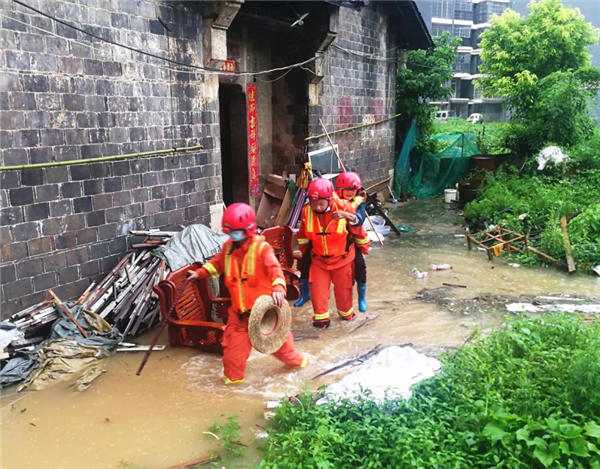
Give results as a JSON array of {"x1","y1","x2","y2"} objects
[
  {"x1": 305, "y1": 113, "x2": 402, "y2": 142},
  {"x1": 0, "y1": 144, "x2": 203, "y2": 171}
]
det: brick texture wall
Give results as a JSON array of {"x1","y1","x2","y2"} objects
[
  {"x1": 308, "y1": 3, "x2": 397, "y2": 185},
  {"x1": 0, "y1": 0, "x2": 222, "y2": 318}
]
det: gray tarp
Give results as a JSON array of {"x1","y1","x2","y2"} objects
[
  {"x1": 0, "y1": 306, "x2": 122, "y2": 390},
  {"x1": 153, "y1": 223, "x2": 228, "y2": 271}
]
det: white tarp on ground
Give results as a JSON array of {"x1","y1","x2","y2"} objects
[
  {"x1": 507, "y1": 303, "x2": 600, "y2": 314},
  {"x1": 317, "y1": 346, "x2": 441, "y2": 405}
]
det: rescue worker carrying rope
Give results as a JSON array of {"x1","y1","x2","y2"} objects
[
  {"x1": 186, "y1": 203, "x2": 308, "y2": 384},
  {"x1": 297, "y1": 179, "x2": 371, "y2": 328}
]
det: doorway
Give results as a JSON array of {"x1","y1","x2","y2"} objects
[{"x1": 219, "y1": 84, "x2": 248, "y2": 206}]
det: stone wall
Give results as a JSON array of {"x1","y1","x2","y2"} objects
[
  {"x1": 0, "y1": 0, "x2": 222, "y2": 318},
  {"x1": 308, "y1": 3, "x2": 397, "y2": 185}
]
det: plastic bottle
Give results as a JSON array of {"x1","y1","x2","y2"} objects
[
  {"x1": 431, "y1": 264, "x2": 452, "y2": 271},
  {"x1": 412, "y1": 268, "x2": 429, "y2": 279}
]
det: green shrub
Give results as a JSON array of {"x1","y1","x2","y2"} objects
[
  {"x1": 464, "y1": 169, "x2": 600, "y2": 269},
  {"x1": 260, "y1": 315, "x2": 600, "y2": 468},
  {"x1": 570, "y1": 135, "x2": 600, "y2": 170}
]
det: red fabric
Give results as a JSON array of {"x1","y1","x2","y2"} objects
[
  {"x1": 309, "y1": 261, "x2": 354, "y2": 319},
  {"x1": 222, "y1": 308, "x2": 304, "y2": 382},
  {"x1": 195, "y1": 235, "x2": 286, "y2": 312}
]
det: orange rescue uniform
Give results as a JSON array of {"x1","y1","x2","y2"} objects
[
  {"x1": 297, "y1": 194, "x2": 371, "y2": 324},
  {"x1": 193, "y1": 235, "x2": 306, "y2": 383}
]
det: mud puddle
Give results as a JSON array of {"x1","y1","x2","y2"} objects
[{"x1": 2, "y1": 200, "x2": 599, "y2": 469}]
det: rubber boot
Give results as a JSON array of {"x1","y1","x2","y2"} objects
[
  {"x1": 312, "y1": 319, "x2": 330, "y2": 329},
  {"x1": 358, "y1": 283, "x2": 367, "y2": 312},
  {"x1": 294, "y1": 279, "x2": 311, "y2": 307}
]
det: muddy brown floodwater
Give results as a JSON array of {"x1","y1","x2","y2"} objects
[{"x1": 2, "y1": 200, "x2": 599, "y2": 469}]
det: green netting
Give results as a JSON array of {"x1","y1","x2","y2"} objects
[{"x1": 394, "y1": 121, "x2": 481, "y2": 199}]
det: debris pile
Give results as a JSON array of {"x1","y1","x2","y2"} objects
[{"x1": 81, "y1": 250, "x2": 167, "y2": 339}]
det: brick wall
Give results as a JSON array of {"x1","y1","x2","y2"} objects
[
  {"x1": 308, "y1": 3, "x2": 397, "y2": 185},
  {"x1": 0, "y1": 0, "x2": 222, "y2": 318}
]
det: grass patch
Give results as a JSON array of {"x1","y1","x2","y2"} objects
[{"x1": 259, "y1": 314, "x2": 600, "y2": 468}]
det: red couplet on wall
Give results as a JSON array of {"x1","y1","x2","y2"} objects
[{"x1": 247, "y1": 83, "x2": 259, "y2": 197}]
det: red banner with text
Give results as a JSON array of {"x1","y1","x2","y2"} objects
[{"x1": 247, "y1": 83, "x2": 259, "y2": 197}]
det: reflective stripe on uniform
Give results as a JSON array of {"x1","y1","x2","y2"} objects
[
  {"x1": 350, "y1": 196, "x2": 364, "y2": 210},
  {"x1": 297, "y1": 238, "x2": 309, "y2": 245},
  {"x1": 202, "y1": 263, "x2": 219, "y2": 278},
  {"x1": 223, "y1": 376, "x2": 244, "y2": 385},
  {"x1": 338, "y1": 307, "x2": 354, "y2": 317},
  {"x1": 355, "y1": 237, "x2": 370, "y2": 245},
  {"x1": 272, "y1": 278, "x2": 286, "y2": 288},
  {"x1": 298, "y1": 356, "x2": 308, "y2": 368},
  {"x1": 313, "y1": 311, "x2": 330, "y2": 320}
]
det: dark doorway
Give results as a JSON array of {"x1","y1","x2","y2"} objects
[{"x1": 219, "y1": 84, "x2": 248, "y2": 206}]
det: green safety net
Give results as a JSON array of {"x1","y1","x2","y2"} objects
[{"x1": 394, "y1": 121, "x2": 481, "y2": 199}]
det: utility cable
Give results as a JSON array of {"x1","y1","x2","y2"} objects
[{"x1": 10, "y1": 0, "x2": 322, "y2": 77}]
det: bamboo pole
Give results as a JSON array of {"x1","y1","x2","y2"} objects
[
  {"x1": 318, "y1": 119, "x2": 384, "y2": 246},
  {"x1": 48, "y1": 289, "x2": 89, "y2": 338},
  {"x1": 0, "y1": 145, "x2": 203, "y2": 171},
  {"x1": 306, "y1": 113, "x2": 401, "y2": 141},
  {"x1": 560, "y1": 216, "x2": 576, "y2": 272}
]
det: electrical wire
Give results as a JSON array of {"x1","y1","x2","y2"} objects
[
  {"x1": 9, "y1": 0, "x2": 322, "y2": 77},
  {"x1": 332, "y1": 43, "x2": 399, "y2": 62}
]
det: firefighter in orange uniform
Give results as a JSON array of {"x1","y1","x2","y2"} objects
[
  {"x1": 186, "y1": 203, "x2": 308, "y2": 384},
  {"x1": 297, "y1": 179, "x2": 371, "y2": 328}
]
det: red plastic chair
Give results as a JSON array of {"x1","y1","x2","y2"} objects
[
  {"x1": 154, "y1": 262, "x2": 230, "y2": 352},
  {"x1": 261, "y1": 226, "x2": 300, "y2": 301}
]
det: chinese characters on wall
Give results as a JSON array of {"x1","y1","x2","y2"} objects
[{"x1": 247, "y1": 83, "x2": 259, "y2": 197}]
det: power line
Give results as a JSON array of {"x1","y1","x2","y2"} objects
[
  {"x1": 332, "y1": 44, "x2": 399, "y2": 62},
  {"x1": 9, "y1": 0, "x2": 322, "y2": 77}
]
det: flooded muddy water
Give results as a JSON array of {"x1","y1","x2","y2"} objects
[{"x1": 2, "y1": 200, "x2": 599, "y2": 469}]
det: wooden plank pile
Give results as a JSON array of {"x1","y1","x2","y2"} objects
[
  {"x1": 5, "y1": 299, "x2": 58, "y2": 351},
  {"x1": 4, "y1": 234, "x2": 173, "y2": 353},
  {"x1": 81, "y1": 249, "x2": 169, "y2": 339}
]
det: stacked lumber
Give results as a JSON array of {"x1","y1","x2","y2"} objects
[
  {"x1": 81, "y1": 249, "x2": 169, "y2": 339},
  {"x1": 6, "y1": 299, "x2": 58, "y2": 351}
]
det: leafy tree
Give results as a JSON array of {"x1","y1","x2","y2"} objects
[
  {"x1": 476, "y1": 0, "x2": 600, "y2": 156},
  {"x1": 396, "y1": 32, "x2": 460, "y2": 151}
]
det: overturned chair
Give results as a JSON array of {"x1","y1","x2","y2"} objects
[{"x1": 154, "y1": 262, "x2": 230, "y2": 352}]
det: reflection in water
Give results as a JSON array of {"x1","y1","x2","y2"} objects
[{"x1": 2, "y1": 201, "x2": 598, "y2": 468}]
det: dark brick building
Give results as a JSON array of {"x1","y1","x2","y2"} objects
[{"x1": 0, "y1": 0, "x2": 431, "y2": 318}]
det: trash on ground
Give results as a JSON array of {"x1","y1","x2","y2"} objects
[
  {"x1": 509, "y1": 263, "x2": 520, "y2": 268},
  {"x1": 265, "y1": 401, "x2": 282, "y2": 409},
  {"x1": 536, "y1": 146, "x2": 569, "y2": 170},
  {"x1": 396, "y1": 224, "x2": 414, "y2": 233},
  {"x1": 312, "y1": 344, "x2": 383, "y2": 380},
  {"x1": 412, "y1": 268, "x2": 429, "y2": 279},
  {"x1": 431, "y1": 264, "x2": 452, "y2": 271},
  {"x1": 467, "y1": 226, "x2": 527, "y2": 262},
  {"x1": 506, "y1": 303, "x2": 600, "y2": 314},
  {"x1": 594, "y1": 265, "x2": 600, "y2": 276},
  {"x1": 116, "y1": 345, "x2": 166, "y2": 352},
  {"x1": 316, "y1": 346, "x2": 441, "y2": 404}
]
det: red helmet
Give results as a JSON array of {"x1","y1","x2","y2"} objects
[
  {"x1": 336, "y1": 172, "x2": 362, "y2": 191},
  {"x1": 222, "y1": 203, "x2": 256, "y2": 234},
  {"x1": 307, "y1": 178, "x2": 334, "y2": 200}
]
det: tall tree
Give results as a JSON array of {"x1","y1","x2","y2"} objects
[
  {"x1": 476, "y1": 0, "x2": 600, "y2": 155},
  {"x1": 397, "y1": 32, "x2": 460, "y2": 150}
]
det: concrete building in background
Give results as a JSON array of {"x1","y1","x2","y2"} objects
[{"x1": 417, "y1": 0, "x2": 512, "y2": 121}]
